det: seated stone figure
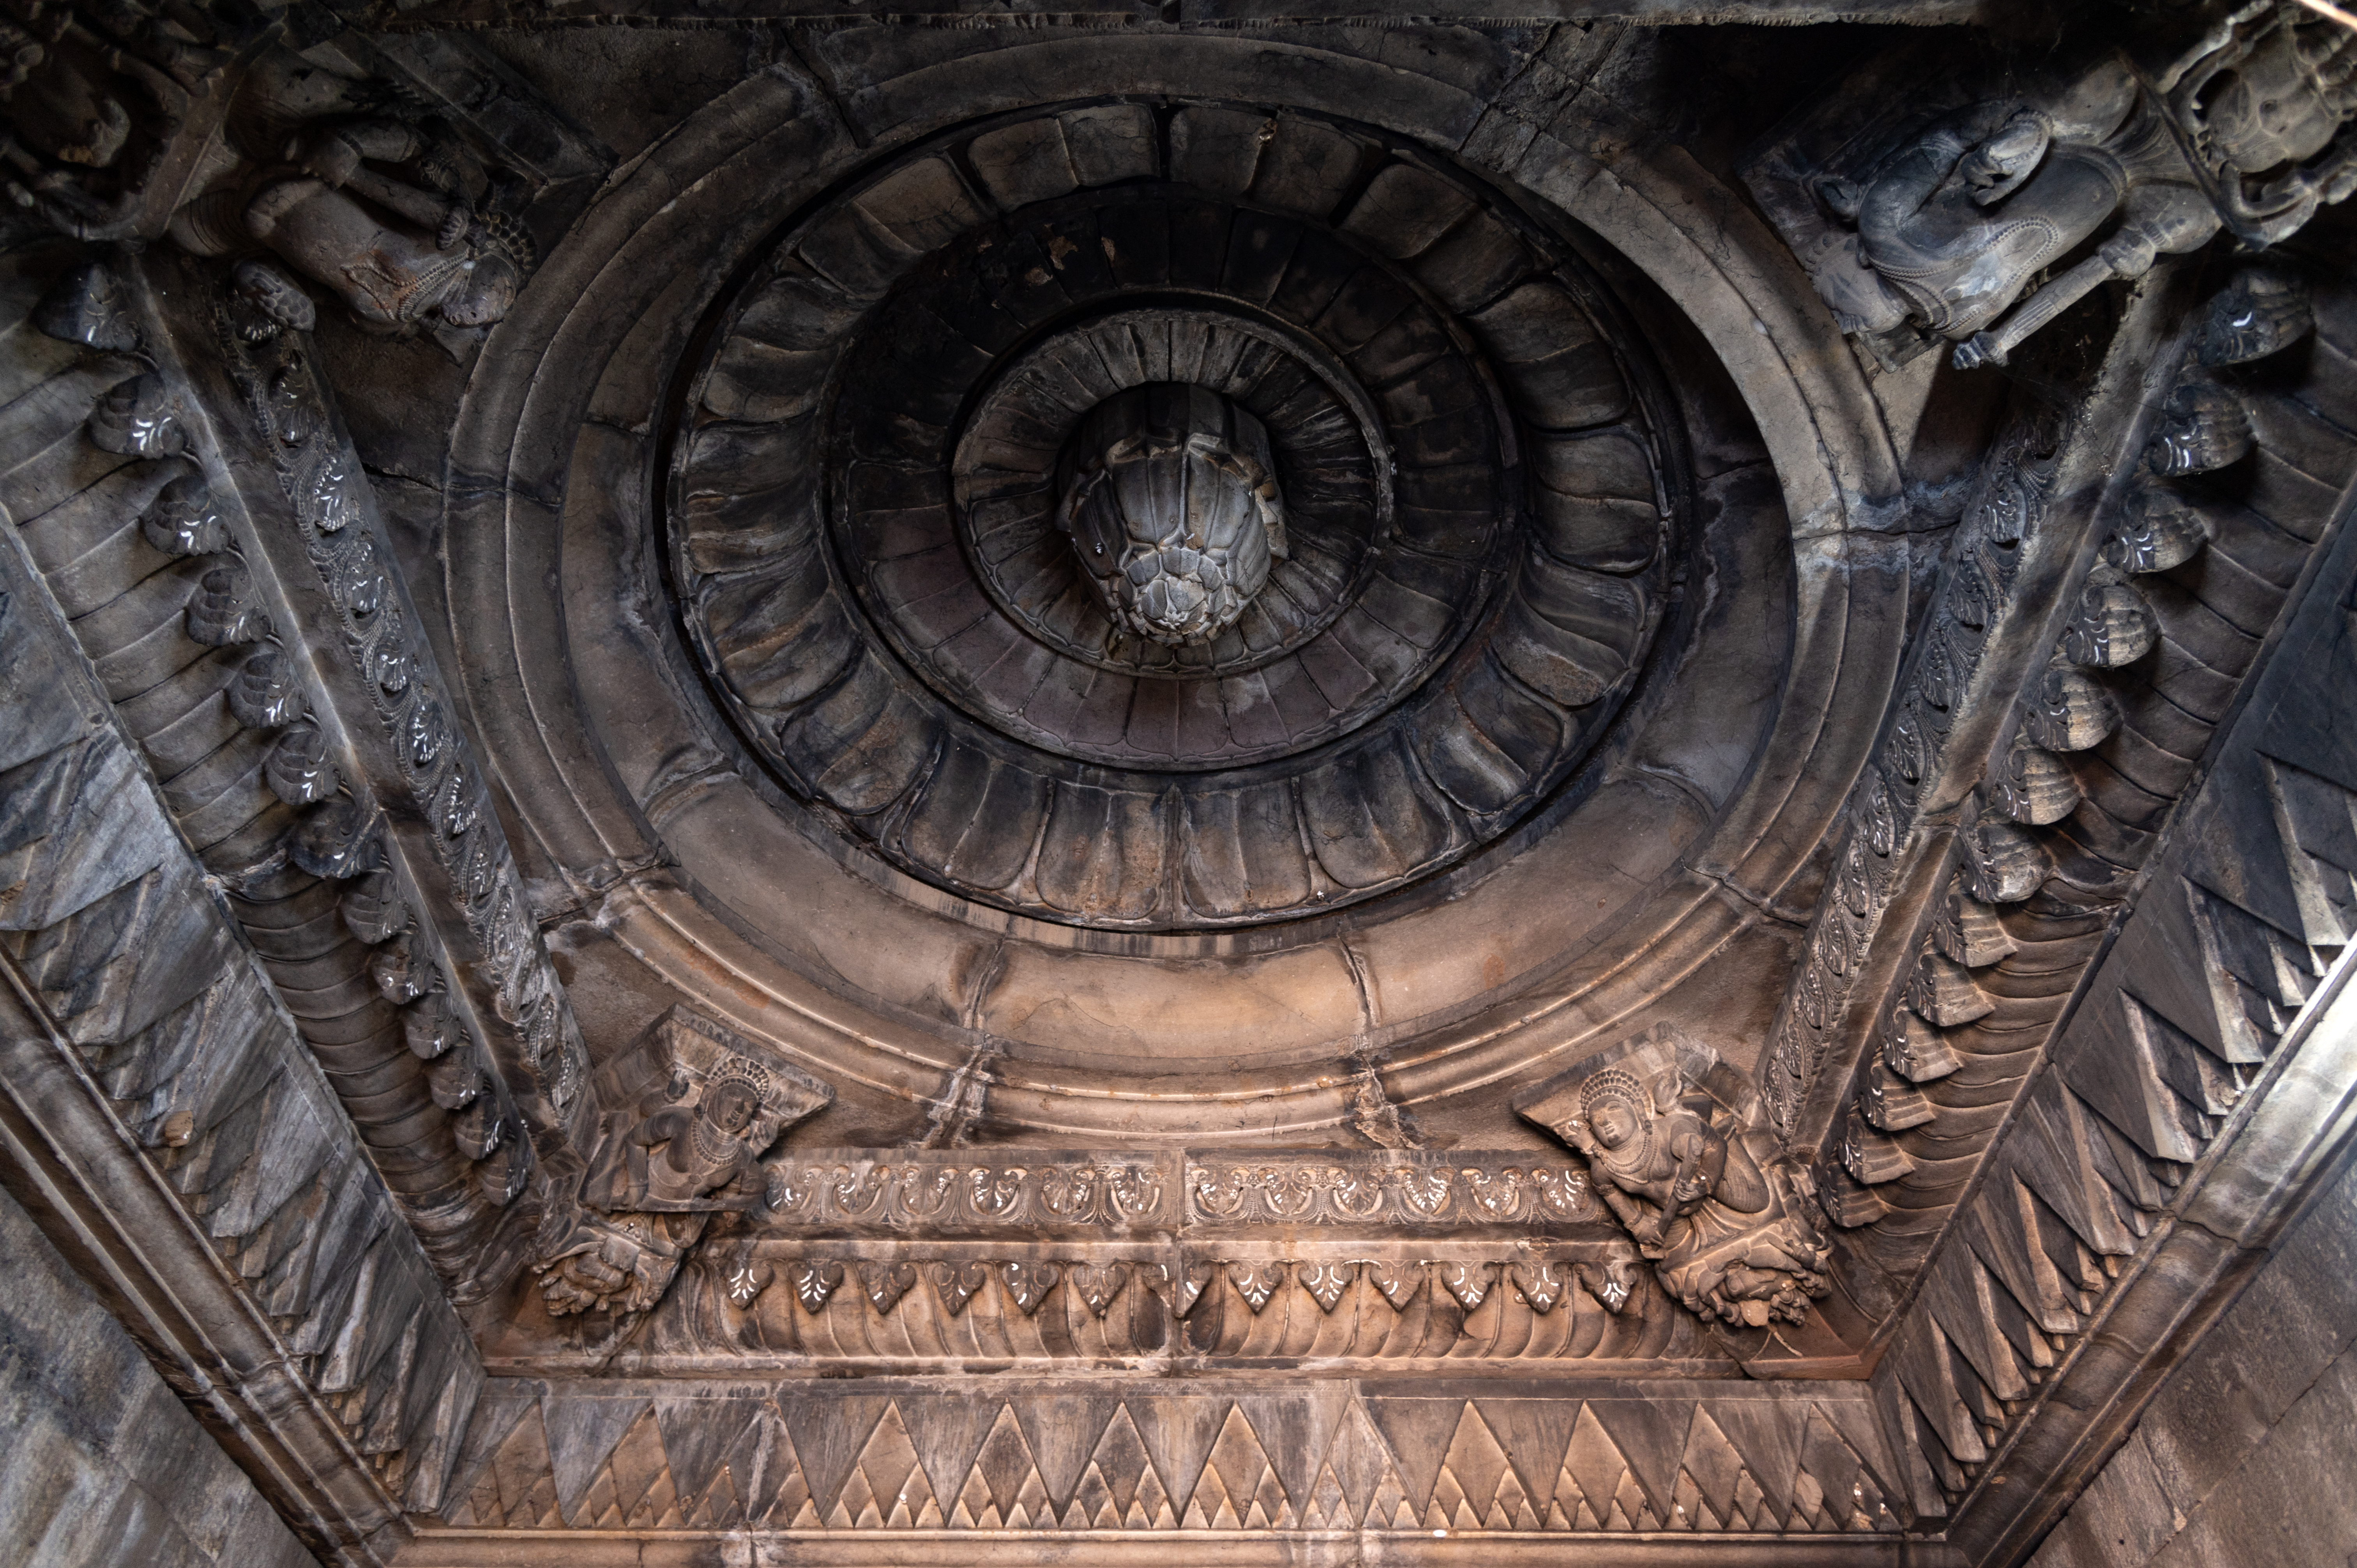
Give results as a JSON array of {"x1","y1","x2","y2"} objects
[
  {"x1": 0, "y1": 6, "x2": 229, "y2": 240},
  {"x1": 1559, "y1": 1067, "x2": 1744, "y2": 1242},
  {"x1": 1516, "y1": 1027, "x2": 1832, "y2": 1328},
  {"x1": 1808, "y1": 62, "x2": 2142, "y2": 342},
  {"x1": 154, "y1": 97, "x2": 527, "y2": 334},
  {"x1": 1763, "y1": 27, "x2": 2354, "y2": 369},
  {"x1": 2172, "y1": 7, "x2": 2357, "y2": 244},
  {"x1": 578, "y1": 1053, "x2": 793, "y2": 1214}
]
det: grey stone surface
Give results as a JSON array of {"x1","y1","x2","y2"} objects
[
  {"x1": 0, "y1": 1183, "x2": 314, "y2": 1568},
  {"x1": 0, "y1": 367, "x2": 487, "y2": 1561},
  {"x1": 0, "y1": 1212, "x2": 279, "y2": 1561},
  {"x1": 2028, "y1": 1153, "x2": 2357, "y2": 1568}
]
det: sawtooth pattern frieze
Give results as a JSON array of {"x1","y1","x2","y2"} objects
[
  {"x1": 1760, "y1": 251, "x2": 2351, "y2": 1168},
  {"x1": 428, "y1": 1381, "x2": 1911, "y2": 1539},
  {"x1": 1865, "y1": 398, "x2": 2357, "y2": 1557},
  {"x1": 0, "y1": 2, "x2": 617, "y2": 1307},
  {"x1": 490, "y1": 1142, "x2": 1719, "y2": 1374},
  {"x1": 618, "y1": 1241, "x2": 1688, "y2": 1374}
]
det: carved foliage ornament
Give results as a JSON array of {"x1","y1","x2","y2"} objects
[
  {"x1": 763, "y1": 1157, "x2": 1168, "y2": 1230},
  {"x1": 1514, "y1": 1026, "x2": 1832, "y2": 1327},
  {"x1": 1183, "y1": 1158, "x2": 1592, "y2": 1225}
]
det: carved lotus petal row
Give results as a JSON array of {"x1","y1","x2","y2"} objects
[
  {"x1": 1826, "y1": 268, "x2": 2306, "y2": 1220},
  {"x1": 723, "y1": 1255, "x2": 1641, "y2": 1319}
]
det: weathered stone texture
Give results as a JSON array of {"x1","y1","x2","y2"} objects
[
  {"x1": 2027, "y1": 1149, "x2": 2357, "y2": 1568},
  {"x1": 0, "y1": 1183, "x2": 316, "y2": 1568},
  {"x1": 1, "y1": 6, "x2": 2353, "y2": 1567},
  {"x1": 0, "y1": 396, "x2": 484, "y2": 1562}
]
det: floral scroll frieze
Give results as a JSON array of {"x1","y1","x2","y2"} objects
[
  {"x1": 762, "y1": 1157, "x2": 1173, "y2": 1231},
  {"x1": 1184, "y1": 1158, "x2": 1598, "y2": 1227},
  {"x1": 724, "y1": 1153, "x2": 1603, "y2": 1234}
]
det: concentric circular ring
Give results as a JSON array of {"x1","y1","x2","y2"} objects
[{"x1": 669, "y1": 104, "x2": 1685, "y2": 931}]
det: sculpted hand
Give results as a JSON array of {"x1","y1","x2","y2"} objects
[{"x1": 299, "y1": 135, "x2": 364, "y2": 188}]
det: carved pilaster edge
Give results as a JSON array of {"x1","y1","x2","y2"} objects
[
  {"x1": 1871, "y1": 456, "x2": 2357, "y2": 1549},
  {"x1": 1758, "y1": 259, "x2": 2206, "y2": 1154},
  {"x1": 0, "y1": 526, "x2": 481, "y2": 1562},
  {"x1": 1941, "y1": 941, "x2": 2357, "y2": 1566}
]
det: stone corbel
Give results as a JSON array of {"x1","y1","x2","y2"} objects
[
  {"x1": 530, "y1": 1007, "x2": 833, "y2": 1323},
  {"x1": 11, "y1": 6, "x2": 611, "y2": 357},
  {"x1": 1514, "y1": 1025, "x2": 1832, "y2": 1330}
]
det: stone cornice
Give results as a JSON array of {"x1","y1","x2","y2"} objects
[{"x1": 0, "y1": 489, "x2": 482, "y2": 1565}]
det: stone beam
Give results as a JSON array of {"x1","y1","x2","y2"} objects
[{"x1": 0, "y1": 464, "x2": 484, "y2": 1565}]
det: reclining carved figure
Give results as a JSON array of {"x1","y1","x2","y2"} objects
[
  {"x1": 238, "y1": 118, "x2": 525, "y2": 331},
  {"x1": 9, "y1": 19, "x2": 538, "y2": 334},
  {"x1": 1753, "y1": 4, "x2": 2355, "y2": 369}
]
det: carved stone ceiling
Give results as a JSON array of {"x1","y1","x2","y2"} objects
[{"x1": 0, "y1": 3, "x2": 2352, "y2": 1566}]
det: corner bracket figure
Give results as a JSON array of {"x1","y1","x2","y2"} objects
[
  {"x1": 1512, "y1": 1026, "x2": 1831, "y2": 1328},
  {"x1": 533, "y1": 1008, "x2": 831, "y2": 1319}
]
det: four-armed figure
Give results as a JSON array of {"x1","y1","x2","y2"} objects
[
  {"x1": 535, "y1": 1010, "x2": 832, "y2": 1321},
  {"x1": 1517, "y1": 1028, "x2": 1832, "y2": 1329},
  {"x1": 1558, "y1": 1067, "x2": 1739, "y2": 1246},
  {"x1": 4, "y1": 14, "x2": 540, "y2": 332}
]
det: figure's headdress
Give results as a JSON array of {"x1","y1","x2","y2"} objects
[
  {"x1": 473, "y1": 207, "x2": 537, "y2": 275},
  {"x1": 1579, "y1": 1067, "x2": 1647, "y2": 1121},
  {"x1": 1577, "y1": 1067, "x2": 1656, "y2": 1173},
  {"x1": 705, "y1": 1054, "x2": 774, "y2": 1109}
]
